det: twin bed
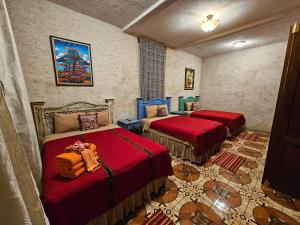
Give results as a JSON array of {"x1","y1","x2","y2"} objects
[
  {"x1": 178, "y1": 96, "x2": 245, "y2": 136},
  {"x1": 137, "y1": 97, "x2": 226, "y2": 163},
  {"x1": 32, "y1": 96, "x2": 245, "y2": 225}
]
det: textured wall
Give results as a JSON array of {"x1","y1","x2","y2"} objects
[
  {"x1": 165, "y1": 49, "x2": 202, "y2": 111},
  {"x1": 7, "y1": 0, "x2": 201, "y2": 121},
  {"x1": 201, "y1": 42, "x2": 287, "y2": 132}
]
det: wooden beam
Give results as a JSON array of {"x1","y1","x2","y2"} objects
[{"x1": 122, "y1": 0, "x2": 174, "y2": 32}]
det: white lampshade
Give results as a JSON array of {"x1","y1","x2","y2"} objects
[
  {"x1": 233, "y1": 40, "x2": 246, "y2": 47},
  {"x1": 200, "y1": 15, "x2": 219, "y2": 32}
]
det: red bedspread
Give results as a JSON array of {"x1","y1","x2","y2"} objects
[
  {"x1": 150, "y1": 116, "x2": 226, "y2": 156},
  {"x1": 43, "y1": 128, "x2": 173, "y2": 225},
  {"x1": 190, "y1": 110, "x2": 245, "y2": 134}
]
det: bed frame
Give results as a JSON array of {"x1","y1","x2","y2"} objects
[
  {"x1": 137, "y1": 97, "x2": 171, "y2": 120},
  {"x1": 31, "y1": 99, "x2": 114, "y2": 146},
  {"x1": 178, "y1": 96, "x2": 200, "y2": 111}
]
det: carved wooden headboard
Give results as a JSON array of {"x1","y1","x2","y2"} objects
[{"x1": 31, "y1": 100, "x2": 114, "y2": 145}]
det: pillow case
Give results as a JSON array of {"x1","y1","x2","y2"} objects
[
  {"x1": 157, "y1": 104, "x2": 168, "y2": 116},
  {"x1": 54, "y1": 112, "x2": 84, "y2": 133},
  {"x1": 185, "y1": 102, "x2": 193, "y2": 111},
  {"x1": 158, "y1": 104, "x2": 168, "y2": 112},
  {"x1": 192, "y1": 102, "x2": 201, "y2": 111},
  {"x1": 97, "y1": 110, "x2": 109, "y2": 126},
  {"x1": 78, "y1": 114, "x2": 99, "y2": 131},
  {"x1": 157, "y1": 107, "x2": 168, "y2": 117},
  {"x1": 145, "y1": 105, "x2": 158, "y2": 118}
]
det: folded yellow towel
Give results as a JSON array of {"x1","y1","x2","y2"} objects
[
  {"x1": 81, "y1": 148, "x2": 101, "y2": 172},
  {"x1": 55, "y1": 152, "x2": 82, "y2": 167},
  {"x1": 55, "y1": 161, "x2": 85, "y2": 173},
  {"x1": 89, "y1": 143, "x2": 97, "y2": 152},
  {"x1": 59, "y1": 167, "x2": 86, "y2": 179}
]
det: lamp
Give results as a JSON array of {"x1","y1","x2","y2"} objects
[
  {"x1": 200, "y1": 15, "x2": 220, "y2": 32},
  {"x1": 233, "y1": 40, "x2": 246, "y2": 48}
]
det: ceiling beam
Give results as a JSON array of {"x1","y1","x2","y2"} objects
[{"x1": 122, "y1": 0, "x2": 173, "y2": 32}]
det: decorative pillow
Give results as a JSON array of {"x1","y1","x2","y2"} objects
[
  {"x1": 145, "y1": 105, "x2": 158, "y2": 118},
  {"x1": 192, "y1": 102, "x2": 201, "y2": 111},
  {"x1": 97, "y1": 110, "x2": 109, "y2": 126},
  {"x1": 78, "y1": 114, "x2": 99, "y2": 131},
  {"x1": 185, "y1": 102, "x2": 193, "y2": 111},
  {"x1": 54, "y1": 112, "x2": 84, "y2": 133},
  {"x1": 157, "y1": 107, "x2": 168, "y2": 117},
  {"x1": 158, "y1": 104, "x2": 168, "y2": 111},
  {"x1": 157, "y1": 104, "x2": 168, "y2": 115}
]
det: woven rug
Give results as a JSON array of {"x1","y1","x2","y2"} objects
[
  {"x1": 239, "y1": 132, "x2": 261, "y2": 142},
  {"x1": 211, "y1": 151, "x2": 245, "y2": 173},
  {"x1": 142, "y1": 209, "x2": 174, "y2": 225}
]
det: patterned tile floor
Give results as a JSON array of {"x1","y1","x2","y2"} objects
[{"x1": 124, "y1": 130, "x2": 300, "y2": 225}]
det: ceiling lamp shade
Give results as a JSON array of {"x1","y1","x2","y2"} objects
[
  {"x1": 233, "y1": 40, "x2": 246, "y2": 47},
  {"x1": 200, "y1": 15, "x2": 219, "y2": 32}
]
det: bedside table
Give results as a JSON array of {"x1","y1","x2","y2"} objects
[
  {"x1": 170, "y1": 111, "x2": 187, "y2": 116},
  {"x1": 117, "y1": 119, "x2": 141, "y2": 135}
]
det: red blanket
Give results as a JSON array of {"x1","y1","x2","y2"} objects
[
  {"x1": 190, "y1": 110, "x2": 245, "y2": 134},
  {"x1": 150, "y1": 116, "x2": 226, "y2": 156},
  {"x1": 43, "y1": 128, "x2": 173, "y2": 225}
]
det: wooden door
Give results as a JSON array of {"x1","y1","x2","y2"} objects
[{"x1": 263, "y1": 22, "x2": 300, "y2": 199}]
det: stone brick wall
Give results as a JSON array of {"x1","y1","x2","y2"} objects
[{"x1": 7, "y1": 0, "x2": 202, "y2": 121}]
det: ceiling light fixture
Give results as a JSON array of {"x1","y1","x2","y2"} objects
[
  {"x1": 233, "y1": 40, "x2": 246, "y2": 48},
  {"x1": 200, "y1": 14, "x2": 219, "y2": 32}
]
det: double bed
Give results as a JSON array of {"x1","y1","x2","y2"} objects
[
  {"x1": 32, "y1": 101, "x2": 173, "y2": 225},
  {"x1": 178, "y1": 96, "x2": 245, "y2": 136},
  {"x1": 137, "y1": 97, "x2": 226, "y2": 164}
]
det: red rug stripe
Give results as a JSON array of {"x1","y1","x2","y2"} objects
[
  {"x1": 143, "y1": 209, "x2": 174, "y2": 225},
  {"x1": 211, "y1": 151, "x2": 245, "y2": 173},
  {"x1": 240, "y1": 133, "x2": 261, "y2": 142}
]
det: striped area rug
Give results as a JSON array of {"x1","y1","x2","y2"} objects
[
  {"x1": 142, "y1": 209, "x2": 174, "y2": 225},
  {"x1": 211, "y1": 151, "x2": 245, "y2": 173},
  {"x1": 239, "y1": 132, "x2": 261, "y2": 142}
]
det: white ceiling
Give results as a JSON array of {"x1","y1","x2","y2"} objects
[
  {"x1": 49, "y1": 0, "x2": 300, "y2": 57},
  {"x1": 48, "y1": 0, "x2": 159, "y2": 28}
]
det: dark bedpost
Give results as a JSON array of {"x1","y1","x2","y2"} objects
[
  {"x1": 136, "y1": 97, "x2": 144, "y2": 120},
  {"x1": 166, "y1": 96, "x2": 172, "y2": 113},
  {"x1": 178, "y1": 96, "x2": 184, "y2": 111},
  {"x1": 195, "y1": 96, "x2": 200, "y2": 102}
]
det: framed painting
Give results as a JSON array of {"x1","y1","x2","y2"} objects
[
  {"x1": 50, "y1": 36, "x2": 93, "y2": 86},
  {"x1": 184, "y1": 68, "x2": 195, "y2": 90}
]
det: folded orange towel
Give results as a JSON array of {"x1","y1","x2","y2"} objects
[
  {"x1": 81, "y1": 148, "x2": 101, "y2": 172},
  {"x1": 55, "y1": 152, "x2": 82, "y2": 167},
  {"x1": 55, "y1": 161, "x2": 85, "y2": 173},
  {"x1": 59, "y1": 167, "x2": 86, "y2": 179},
  {"x1": 89, "y1": 143, "x2": 97, "y2": 152}
]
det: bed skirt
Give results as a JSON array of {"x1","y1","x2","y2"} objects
[
  {"x1": 227, "y1": 125, "x2": 245, "y2": 137},
  {"x1": 86, "y1": 177, "x2": 166, "y2": 225},
  {"x1": 143, "y1": 129, "x2": 221, "y2": 164}
]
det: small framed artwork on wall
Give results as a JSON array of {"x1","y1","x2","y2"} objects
[
  {"x1": 50, "y1": 36, "x2": 93, "y2": 86},
  {"x1": 184, "y1": 68, "x2": 195, "y2": 90}
]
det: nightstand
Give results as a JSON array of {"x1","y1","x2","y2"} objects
[
  {"x1": 170, "y1": 111, "x2": 187, "y2": 116},
  {"x1": 117, "y1": 119, "x2": 141, "y2": 135}
]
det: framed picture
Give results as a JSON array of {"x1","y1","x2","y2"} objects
[
  {"x1": 50, "y1": 36, "x2": 93, "y2": 86},
  {"x1": 184, "y1": 68, "x2": 195, "y2": 90}
]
